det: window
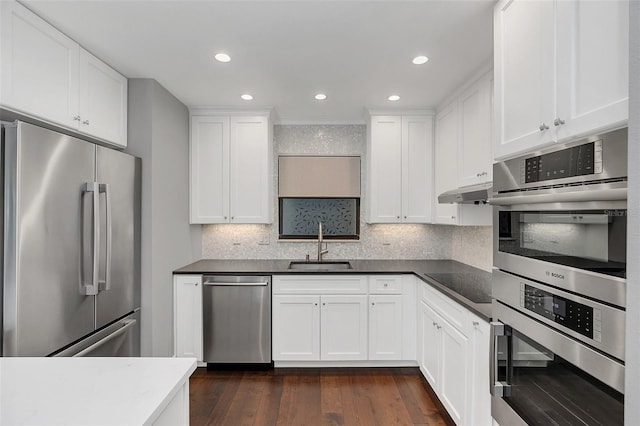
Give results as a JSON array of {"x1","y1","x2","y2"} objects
[{"x1": 279, "y1": 198, "x2": 360, "y2": 240}]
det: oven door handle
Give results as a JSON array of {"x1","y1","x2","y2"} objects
[
  {"x1": 490, "y1": 321, "x2": 512, "y2": 397},
  {"x1": 488, "y1": 185, "x2": 627, "y2": 206}
]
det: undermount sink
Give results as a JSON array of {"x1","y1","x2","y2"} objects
[{"x1": 288, "y1": 261, "x2": 352, "y2": 270}]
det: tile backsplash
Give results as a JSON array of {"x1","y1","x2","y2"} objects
[{"x1": 201, "y1": 124, "x2": 492, "y2": 271}]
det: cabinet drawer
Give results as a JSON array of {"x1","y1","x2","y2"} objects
[
  {"x1": 421, "y1": 282, "x2": 468, "y2": 333},
  {"x1": 273, "y1": 275, "x2": 368, "y2": 294},
  {"x1": 368, "y1": 275, "x2": 403, "y2": 294}
]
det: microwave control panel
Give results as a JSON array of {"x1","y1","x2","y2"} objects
[
  {"x1": 521, "y1": 284, "x2": 602, "y2": 342},
  {"x1": 522, "y1": 140, "x2": 602, "y2": 184}
]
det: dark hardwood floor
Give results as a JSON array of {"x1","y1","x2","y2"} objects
[{"x1": 189, "y1": 367, "x2": 450, "y2": 426}]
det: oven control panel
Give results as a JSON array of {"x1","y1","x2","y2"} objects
[
  {"x1": 521, "y1": 284, "x2": 602, "y2": 342},
  {"x1": 521, "y1": 140, "x2": 602, "y2": 184}
]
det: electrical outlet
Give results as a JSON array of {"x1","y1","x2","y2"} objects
[
  {"x1": 258, "y1": 230, "x2": 270, "y2": 245},
  {"x1": 383, "y1": 232, "x2": 391, "y2": 245}
]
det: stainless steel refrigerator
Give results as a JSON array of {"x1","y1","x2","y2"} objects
[{"x1": 1, "y1": 121, "x2": 141, "y2": 357}]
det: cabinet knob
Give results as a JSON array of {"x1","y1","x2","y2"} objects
[
  {"x1": 539, "y1": 123, "x2": 549, "y2": 131},
  {"x1": 73, "y1": 115, "x2": 81, "y2": 121},
  {"x1": 553, "y1": 118, "x2": 565, "y2": 126},
  {"x1": 432, "y1": 321, "x2": 437, "y2": 327},
  {"x1": 82, "y1": 120, "x2": 90, "y2": 125},
  {"x1": 372, "y1": 302, "x2": 375, "y2": 306},
  {"x1": 322, "y1": 302, "x2": 326, "y2": 306},
  {"x1": 404, "y1": 216, "x2": 407, "y2": 219},
  {"x1": 224, "y1": 216, "x2": 227, "y2": 219},
  {"x1": 451, "y1": 216, "x2": 456, "y2": 220},
  {"x1": 383, "y1": 283, "x2": 388, "y2": 287},
  {"x1": 314, "y1": 303, "x2": 318, "y2": 306},
  {"x1": 437, "y1": 325, "x2": 442, "y2": 330},
  {"x1": 473, "y1": 321, "x2": 479, "y2": 326},
  {"x1": 397, "y1": 216, "x2": 400, "y2": 219}
]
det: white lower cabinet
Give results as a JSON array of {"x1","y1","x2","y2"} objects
[
  {"x1": 320, "y1": 295, "x2": 368, "y2": 360},
  {"x1": 173, "y1": 275, "x2": 203, "y2": 361},
  {"x1": 272, "y1": 275, "x2": 413, "y2": 364},
  {"x1": 272, "y1": 293, "x2": 367, "y2": 362},
  {"x1": 369, "y1": 295, "x2": 403, "y2": 360},
  {"x1": 272, "y1": 295, "x2": 321, "y2": 360},
  {"x1": 418, "y1": 283, "x2": 491, "y2": 426}
]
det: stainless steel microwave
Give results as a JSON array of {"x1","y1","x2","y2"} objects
[{"x1": 490, "y1": 128, "x2": 627, "y2": 309}]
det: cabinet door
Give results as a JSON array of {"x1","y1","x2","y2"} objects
[
  {"x1": 555, "y1": 0, "x2": 629, "y2": 141},
  {"x1": 469, "y1": 317, "x2": 491, "y2": 426},
  {"x1": 401, "y1": 116, "x2": 433, "y2": 223},
  {"x1": 173, "y1": 275, "x2": 203, "y2": 360},
  {"x1": 320, "y1": 295, "x2": 368, "y2": 360},
  {"x1": 369, "y1": 295, "x2": 403, "y2": 360},
  {"x1": 434, "y1": 103, "x2": 459, "y2": 225},
  {"x1": 0, "y1": 1, "x2": 79, "y2": 128},
  {"x1": 229, "y1": 116, "x2": 272, "y2": 223},
  {"x1": 78, "y1": 48, "x2": 128, "y2": 147},
  {"x1": 418, "y1": 301, "x2": 441, "y2": 390},
  {"x1": 190, "y1": 115, "x2": 229, "y2": 223},
  {"x1": 494, "y1": 0, "x2": 556, "y2": 160},
  {"x1": 440, "y1": 318, "x2": 470, "y2": 426},
  {"x1": 458, "y1": 77, "x2": 492, "y2": 187},
  {"x1": 272, "y1": 295, "x2": 320, "y2": 361},
  {"x1": 368, "y1": 116, "x2": 402, "y2": 223}
]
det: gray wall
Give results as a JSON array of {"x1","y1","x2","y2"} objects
[
  {"x1": 201, "y1": 124, "x2": 492, "y2": 271},
  {"x1": 625, "y1": 1, "x2": 639, "y2": 424},
  {"x1": 127, "y1": 79, "x2": 202, "y2": 357}
]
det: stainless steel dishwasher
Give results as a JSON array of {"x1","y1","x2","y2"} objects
[{"x1": 202, "y1": 275, "x2": 271, "y2": 364}]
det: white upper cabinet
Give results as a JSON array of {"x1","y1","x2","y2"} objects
[
  {"x1": 78, "y1": 49, "x2": 128, "y2": 146},
  {"x1": 457, "y1": 76, "x2": 493, "y2": 187},
  {"x1": 0, "y1": 1, "x2": 128, "y2": 148},
  {"x1": 190, "y1": 115, "x2": 230, "y2": 223},
  {"x1": 190, "y1": 111, "x2": 273, "y2": 224},
  {"x1": 494, "y1": 0, "x2": 629, "y2": 161},
  {"x1": 434, "y1": 103, "x2": 460, "y2": 225},
  {"x1": 367, "y1": 113, "x2": 433, "y2": 224},
  {"x1": 554, "y1": 0, "x2": 629, "y2": 141},
  {"x1": 0, "y1": 0, "x2": 79, "y2": 129},
  {"x1": 434, "y1": 71, "x2": 493, "y2": 226},
  {"x1": 228, "y1": 115, "x2": 273, "y2": 223}
]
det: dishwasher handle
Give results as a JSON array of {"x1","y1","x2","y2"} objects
[{"x1": 204, "y1": 281, "x2": 269, "y2": 286}]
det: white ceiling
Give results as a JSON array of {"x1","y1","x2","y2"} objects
[{"x1": 19, "y1": 0, "x2": 495, "y2": 123}]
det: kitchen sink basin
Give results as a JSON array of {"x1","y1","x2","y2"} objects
[{"x1": 288, "y1": 261, "x2": 352, "y2": 270}]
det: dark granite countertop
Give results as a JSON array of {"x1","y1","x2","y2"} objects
[{"x1": 175, "y1": 259, "x2": 492, "y2": 321}]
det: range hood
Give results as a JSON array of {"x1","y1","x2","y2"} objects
[{"x1": 438, "y1": 182, "x2": 492, "y2": 204}]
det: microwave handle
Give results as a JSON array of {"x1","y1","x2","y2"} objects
[{"x1": 490, "y1": 321, "x2": 512, "y2": 397}]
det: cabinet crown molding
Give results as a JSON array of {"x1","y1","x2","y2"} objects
[
  {"x1": 189, "y1": 108, "x2": 274, "y2": 118},
  {"x1": 365, "y1": 108, "x2": 435, "y2": 118}
]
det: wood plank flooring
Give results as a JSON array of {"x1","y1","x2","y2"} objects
[{"x1": 189, "y1": 367, "x2": 450, "y2": 426}]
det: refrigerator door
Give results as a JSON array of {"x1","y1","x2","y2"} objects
[
  {"x1": 3, "y1": 122, "x2": 96, "y2": 356},
  {"x1": 95, "y1": 146, "x2": 140, "y2": 328},
  {"x1": 53, "y1": 310, "x2": 140, "y2": 357}
]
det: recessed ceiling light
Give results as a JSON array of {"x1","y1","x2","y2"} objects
[
  {"x1": 241, "y1": 94, "x2": 253, "y2": 101},
  {"x1": 214, "y1": 53, "x2": 231, "y2": 63},
  {"x1": 412, "y1": 55, "x2": 429, "y2": 65},
  {"x1": 388, "y1": 95, "x2": 400, "y2": 102},
  {"x1": 315, "y1": 93, "x2": 327, "y2": 100}
]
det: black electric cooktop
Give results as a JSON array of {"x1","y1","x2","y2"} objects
[{"x1": 423, "y1": 272, "x2": 492, "y2": 304}]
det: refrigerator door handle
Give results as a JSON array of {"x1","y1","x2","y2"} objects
[
  {"x1": 99, "y1": 183, "x2": 112, "y2": 292},
  {"x1": 83, "y1": 182, "x2": 100, "y2": 296},
  {"x1": 72, "y1": 319, "x2": 137, "y2": 357}
]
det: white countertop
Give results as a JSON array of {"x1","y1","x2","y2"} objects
[{"x1": 0, "y1": 357, "x2": 197, "y2": 426}]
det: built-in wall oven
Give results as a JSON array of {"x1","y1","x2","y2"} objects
[{"x1": 490, "y1": 128, "x2": 627, "y2": 425}]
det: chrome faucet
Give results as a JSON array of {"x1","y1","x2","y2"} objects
[{"x1": 317, "y1": 221, "x2": 328, "y2": 262}]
